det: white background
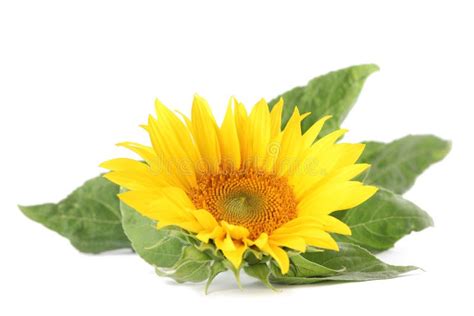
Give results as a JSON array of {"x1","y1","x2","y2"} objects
[{"x1": 1, "y1": 0, "x2": 472, "y2": 315}]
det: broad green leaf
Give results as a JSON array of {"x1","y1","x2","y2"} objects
[
  {"x1": 269, "y1": 243, "x2": 417, "y2": 285},
  {"x1": 360, "y1": 135, "x2": 451, "y2": 194},
  {"x1": 244, "y1": 263, "x2": 275, "y2": 290},
  {"x1": 19, "y1": 176, "x2": 130, "y2": 253},
  {"x1": 120, "y1": 197, "x2": 190, "y2": 268},
  {"x1": 334, "y1": 189, "x2": 433, "y2": 252},
  {"x1": 269, "y1": 64, "x2": 379, "y2": 137}
]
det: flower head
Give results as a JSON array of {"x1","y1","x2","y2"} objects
[{"x1": 101, "y1": 96, "x2": 377, "y2": 273}]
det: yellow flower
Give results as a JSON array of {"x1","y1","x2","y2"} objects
[{"x1": 100, "y1": 96, "x2": 377, "y2": 274}]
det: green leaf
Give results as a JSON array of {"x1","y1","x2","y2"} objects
[
  {"x1": 19, "y1": 176, "x2": 130, "y2": 253},
  {"x1": 244, "y1": 263, "x2": 275, "y2": 290},
  {"x1": 334, "y1": 189, "x2": 433, "y2": 252},
  {"x1": 269, "y1": 64, "x2": 379, "y2": 137},
  {"x1": 289, "y1": 253, "x2": 344, "y2": 277},
  {"x1": 121, "y1": 195, "x2": 230, "y2": 287},
  {"x1": 120, "y1": 197, "x2": 190, "y2": 268},
  {"x1": 360, "y1": 135, "x2": 451, "y2": 194},
  {"x1": 269, "y1": 243, "x2": 417, "y2": 285}
]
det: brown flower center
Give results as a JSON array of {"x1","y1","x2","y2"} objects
[{"x1": 188, "y1": 168, "x2": 298, "y2": 239}]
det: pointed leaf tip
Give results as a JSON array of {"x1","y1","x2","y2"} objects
[
  {"x1": 269, "y1": 64, "x2": 379, "y2": 137},
  {"x1": 18, "y1": 177, "x2": 130, "y2": 253}
]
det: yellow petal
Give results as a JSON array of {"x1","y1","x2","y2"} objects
[
  {"x1": 303, "y1": 232, "x2": 339, "y2": 251},
  {"x1": 277, "y1": 216, "x2": 351, "y2": 236},
  {"x1": 290, "y1": 142, "x2": 366, "y2": 193},
  {"x1": 192, "y1": 209, "x2": 219, "y2": 231},
  {"x1": 103, "y1": 171, "x2": 164, "y2": 191},
  {"x1": 270, "y1": 216, "x2": 341, "y2": 251},
  {"x1": 261, "y1": 242, "x2": 290, "y2": 274},
  {"x1": 100, "y1": 158, "x2": 168, "y2": 190},
  {"x1": 215, "y1": 232, "x2": 236, "y2": 252},
  {"x1": 298, "y1": 181, "x2": 378, "y2": 216},
  {"x1": 290, "y1": 146, "x2": 347, "y2": 199},
  {"x1": 154, "y1": 98, "x2": 201, "y2": 163},
  {"x1": 276, "y1": 229, "x2": 338, "y2": 251},
  {"x1": 313, "y1": 128, "x2": 348, "y2": 148},
  {"x1": 147, "y1": 115, "x2": 197, "y2": 189},
  {"x1": 325, "y1": 163, "x2": 371, "y2": 183},
  {"x1": 296, "y1": 128, "x2": 349, "y2": 174},
  {"x1": 252, "y1": 233, "x2": 291, "y2": 274},
  {"x1": 219, "y1": 100, "x2": 241, "y2": 170},
  {"x1": 301, "y1": 115, "x2": 332, "y2": 148},
  {"x1": 100, "y1": 158, "x2": 149, "y2": 173},
  {"x1": 196, "y1": 226, "x2": 224, "y2": 243},
  {"x1": 269, "y1": 235, "x2": 306, "y2": 252},
  {"x1": 298, "y1": 181, "x2": 357, "y2": 215},
  {"x1": 175, "y1": 109, "x2": 193, "y2": 131},
  {"x1": 252, "y1": 232, "x2": 269, "y2": 249},
  {"x1": 234, "y1": 99, "x2": 250, "y2": 165},
  {"x1": 221, "y1": 221, "x2": 250, "y2": 240},
  {"x1": 270, "y1": 97, "x2": 284, "y2": 138},
  {"x1": 191, "y1": 95, "x2": 221, "y2": 173},
  {"x1": 271, "y1": 216, "x2": 324, "y2": 234},
  {"x1": 275, "y1": 108, "x2": 304, "y2": 176},
  {"x1": 248, "y1": 99, "x2": 271, "y2": 168},
  {"x1": 116, "y1": 142, "x2": 160, "y2": 170},
  {"x1": 261, "y1": 132, "x2": 282, "y2": 173},
  {"x1": 222, "y1": 241, "x2": 247, "y2": 269},
  {"x1": 337, "y1": 185, "x2": 378, "y2": 210},
  {"x1": 332, "y1": 143, "x2": 366, "y2": 169},
  {"x1": 319, "y1": 215, "x2": 352, "y2": 235},
  {"x1": 118, "y1": 187, "x2": 196, "y2": 226}
]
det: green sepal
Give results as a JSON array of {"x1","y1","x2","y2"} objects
[
  {"x1": 155, "y1": 246, "x2": 214, "y2": 283},
  {"x1": 205, "y1": 261, "x2": 228, "y2": 294},
  {"x1": 244, "y1": 263, "x2": 276, "y2": 291}
]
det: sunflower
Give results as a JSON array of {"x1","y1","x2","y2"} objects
[{"x1": 100, "y1": 96, "x2": 377, "y2": 274}]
